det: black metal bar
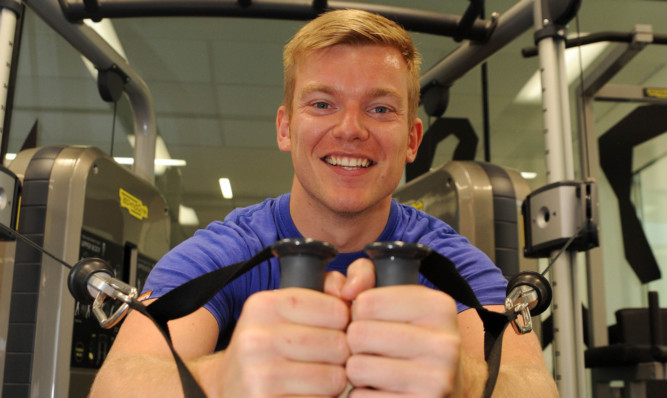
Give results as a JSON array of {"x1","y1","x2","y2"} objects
[
  {"x1": 479, "y1": 1, "x2": 490, "y2": 162},
  {"x1": 648, "y1": 291, "x2": 662, "y2": 346},
  {"x1": 0, "y1": 2, "x2": 25, "y2": 162},
  {"x1": 419, "y1": 0, "x2": 532, "y2": 94},
  {"x1": 454, "y1": 0, "x2": 483, "y2": 42},
  {"x1": 59, "y1": 0, "x2": 495, "y2": 41},
  {"x1": 523, "y1": 31, "x2": 667, "y2": 57}
]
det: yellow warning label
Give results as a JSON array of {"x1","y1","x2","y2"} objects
[
  {"x1": 644, "y1": 88, "x2": 667, "y2": 99},
  {"x1": 405, "y1": 200, "x2": 424, "y2": 211},
  {"x1": 119, "y1": 188, "x2": 148, "y2": 220}
]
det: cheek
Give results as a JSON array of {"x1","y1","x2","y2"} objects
[
  {"x1": 289, "y1": 130, "x2": 322, "y2": 163},
  {"x1": 387, "y1": 135, "x2": 411, "y2": 159},
  {"x1": 298, "y1": 124, "x2": 336, "y2": 153}
]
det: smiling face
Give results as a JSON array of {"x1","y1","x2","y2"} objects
[{"x1": 276, "y1": 44, "x2": 423, "y2": 220}]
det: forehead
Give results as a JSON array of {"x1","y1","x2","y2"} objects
[
  {"x1": 294, "y1": 44, "x2": 409, "y2": 92},
  {"x1": 300, "y1": 43, "x2": 406, "y2": 68}
]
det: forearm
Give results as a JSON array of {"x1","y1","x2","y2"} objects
[
  {"x1": 458, "y1": 351, "x2": 559, "y2": 398},
  {"x1": 90, "y1": 351, "x2": 224, "y2": 398}
]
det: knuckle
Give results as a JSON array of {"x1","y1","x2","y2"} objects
[
  {"x1": 345, "y1": 355, "x2": 363, "y2": 382},
  {"x1": 422, "y1": 366, "x2": 452, "y2": 394},
  {"x1": 243, "y1": 290, "x2": 275, "y2": 313},
  {"x1": 246, "y1": 362, "x2": 280, "y2": 394},
  {"x1": 329, "y1": 366, "x2": 349, "y2": 394},
  {"x1": 329, "y1": 299, "x2": 350, "y2": 328},
  {"x1": 345, "y1": 322, "x2": 364, "y2": 352},
  {"x1": 351, "y1": 292, "x2": 373, "y2": 319},
  {"x1": 234, "y1": 327, "x2": 273, "y2": 356},
  {"x1": 333, "y1": 330, "x2": 351, "y2": 360},
  {"x1": 431, "y1": 332, "x2": 461, "y2": 359},
  {"x1": 427, "y1": 289, "x2": 458, "y2": 318}
]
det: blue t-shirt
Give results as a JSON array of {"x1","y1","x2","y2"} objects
[{"x1": 143, "y1": 194, "x2": 507, "y2": 348}]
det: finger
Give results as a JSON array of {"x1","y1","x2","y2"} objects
[
  {"x1": 340, "y1": 258, "x2": 375, "y2": 301},
  {"x1": 233, "y1": 323, "x2": 350, "y2": 364},
  {"x1": 346, "y1": 354, "x2": 457, "y2": 395},
  {"x1": 347, "y1": 320, "x2": 459, "y2": 360},
  {"x1": 232, "y1": 327, "x2": 350, "y2": 373},
  {"x1": 348, "y1": 388, "x2": 404, "y2": 398},
  {"x1": 274, "y1": 323, "x2": 351, "y2": 364},
  {"x1": 323, "y1": 270, "x2": 346, "y2": 299},
  {"x1": 251, "y1": 360, "x2": 348, "y2": 397},
  {"x1": 351, "y1": 285, "x2": 458, "y2": 328},
  {"x1": 239, "y1": 289, "x2": 349, "y2": 330}
]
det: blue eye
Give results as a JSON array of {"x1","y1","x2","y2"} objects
[
  {"x1": 374, "y1": 106, "x2": 389, "y2": 114},
  {"x1": 314, "y1": 102, "x2": 329, "y2": 109}
]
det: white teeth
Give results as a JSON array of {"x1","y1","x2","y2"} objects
[{"x1": 324, "y1": 156, "x2": 372, "y2": 169}]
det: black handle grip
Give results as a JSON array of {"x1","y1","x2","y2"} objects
[
  {"x1": 272, "y1": 238, "x2": 338, "y2": 291},
  {"x1": 67, "y1": 257, "x2": 114, "y2": 304},
  {"x1": 365, "y1": 241, "x2": 431, "y2": 287},
  {"x1": 506, "y1": 271, "x2": 552, "y2": 316}
]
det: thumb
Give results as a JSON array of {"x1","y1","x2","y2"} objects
[
  {"x1": 323, "y1": 270, "x2": 346, "y2": 299},
  {"x1": 340, "y1": 258, "x2": 375, "y2": 302}
]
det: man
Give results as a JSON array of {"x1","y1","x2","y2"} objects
[{"x1": 92, "y1": 9, "x2": 557, "y2": 397}]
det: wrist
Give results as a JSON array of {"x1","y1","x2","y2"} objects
[
  {"x1": 191, "y1": 351, "x2": 227, "y2": 397},
  {"x1": 455, "y1": 351, "x2": 488, "y2": 398}
]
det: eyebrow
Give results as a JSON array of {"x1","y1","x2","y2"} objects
[
  {"x1": 298, "y1": 84, "x2": 336, "y2": 99},
  {"x1": 298, "y1": 84, "x2": 403, "y2": 102},
  {"x1": 366, "y1": 88, "x2": 403, "y2": 102}
]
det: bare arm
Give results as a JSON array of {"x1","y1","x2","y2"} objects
[
  {"x1": 91, "y1": 282, "x2": 351, "y2": 397},
  {"x1": 457, "y1": 305, "x2": 558, "y2": 398},
  {"x1": 90, "y1": 301, "x2": 222, "y2": 397}
]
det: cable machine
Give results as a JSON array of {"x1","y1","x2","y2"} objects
[{"x1": 1, "y1": 0, "x2": 645, "y2": 396}]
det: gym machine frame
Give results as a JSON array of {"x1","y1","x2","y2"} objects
[
  {"x1": 0, "y1": 0, "x2": 597, "y2": 396},
  {"x1": 577, "y1": 20, "x2": 662, "y2": 351},
  {"x1": 575, "y1": 25, "x2": 667, "y2": 397}
]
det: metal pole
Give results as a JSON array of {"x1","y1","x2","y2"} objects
[
  {"x1": 574, "y1": 24, "x2": 653, "y2": 356},
  {"x1": 576, "y1": 92, "x2": 609, "y2": 351},
  {"x1": 24, "y1": 0, "x2": 156, "y2": 182},
  {"x1": 58, "y1": 0, "x2": 494, "y2": 41},
  {"x1": 533, "y1": 1, "x2": 585, "y2": 396},
  {"x1": 0, "y1": 3, "x2": 20, "y2": 156},
  {"x1": 0, "y1": 0, "x2": 19, "y2": 383}
]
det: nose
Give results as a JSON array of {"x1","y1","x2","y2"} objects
[{"x1": 332, "y1": 105, "x2": 369, "y2": 141}]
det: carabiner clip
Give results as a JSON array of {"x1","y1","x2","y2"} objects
[
  {"x1": 87, "y1": 272, "x2": 138, "y2": 329},
  {"x1": 505, "y1": 285, "x2": 539, "y2": 334}
]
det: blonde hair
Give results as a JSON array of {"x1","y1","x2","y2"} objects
[{"x1": 282, "y1": 9, "x2": 421, "y2": 120}]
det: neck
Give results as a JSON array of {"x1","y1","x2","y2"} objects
[{"x1": 289, "y1": 186, "x2": 392, "y2": 253}]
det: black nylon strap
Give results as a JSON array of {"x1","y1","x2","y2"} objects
[
  {"x1": 124, "y1": 247, "x2": 273, "y2": 397},
  {"x1": 134, "y1": 244, "x2": 511, "y2": 398},
  {"x1": 129, "y1": 299, "x2": 207, "y2": 398},
  {"x1": 421, "y1": 251, "x2": 512, "y2": 396},
  {"x1": 146, "y1": 246, "x2": 273, "y2": 326},
  {"x1": 482, "y1": 322, "x2": 509, "y2": 396}
]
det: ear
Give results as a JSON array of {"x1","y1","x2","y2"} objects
[
  {"x1": 405, "y1": 117, "x2": 423, "y2": 163},
  {"x1": 276, "y1": 105, "x2": 291, "y2": 152}
]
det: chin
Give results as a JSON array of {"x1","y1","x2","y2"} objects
[{"x1": 325, "y1": 195, "x2": 384, "y2": 217}]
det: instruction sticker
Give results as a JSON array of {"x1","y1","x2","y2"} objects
[
  {"x1": 404, "y1": 200, "x2": 424, "y2": 211},
  {"x1": 119, "y1": 188, "x2": 148, "y2": 220},
  {"x1": 644, "y1": 88, "x2": 667, "y2": 99}
]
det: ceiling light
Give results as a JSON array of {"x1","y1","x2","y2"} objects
[
  {"x1": 127, "y1": 134, "x2": 180, "y2": 175},
  {"x1": 515, "y1": 40, "x2": 609, "y2": 104},
  {"x1": 521, "y1": 171, "x2": 538, "y2": 179},
  {"x1": 112, "y1": 157, "x2": 186, "y2": 166},
  {"x1": 178, "y1": 204, "x2": 199, "y2": 226},
  {"x1": 219, "y1": 178, "x2": 233, "y2": 199}
]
